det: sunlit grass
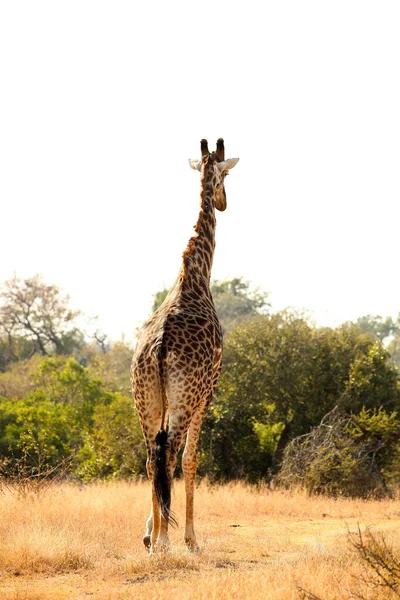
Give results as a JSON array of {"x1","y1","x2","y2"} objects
[{"x1": 1, "y1": 480, "x2": 399, "y2": 599}]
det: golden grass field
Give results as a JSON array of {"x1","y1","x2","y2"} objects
[{"x1": 1, "y1": 480, "x2": 399, "y2": 600}]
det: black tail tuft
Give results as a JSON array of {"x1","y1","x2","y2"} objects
[
  {"x1": 155, "y1": 429, "x2": 168, "y2": 448},
  {"x1": 154, "y1": 429, "x2": 177, "y2": 528}
]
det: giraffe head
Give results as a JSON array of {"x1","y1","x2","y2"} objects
[{"x1": 188, "y1": 139, "x2": 239, "y2": 211}]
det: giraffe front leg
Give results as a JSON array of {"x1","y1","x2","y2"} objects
[
  {"x1": 182, "y1": 465, "x2": 198, "y2": 551},
  {"x1": 182, "y1": 411, "x2": 204, "y2": 552}
]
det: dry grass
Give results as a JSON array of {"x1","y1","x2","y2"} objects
[{"x1": 1, "y1": 480, "x2": 400, "y2": 599}]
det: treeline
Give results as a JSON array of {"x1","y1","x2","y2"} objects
[{"x1": 0, "y1": 275, "x2": 399, "y2": 495}]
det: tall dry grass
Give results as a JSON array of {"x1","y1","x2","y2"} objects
[{"x1": 1, "y1": 480, "x2": 399, "y2": 599}]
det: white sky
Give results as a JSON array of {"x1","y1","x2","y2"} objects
[{"x1": 1, "y1": 1, "x2": 399, "y2": 341}]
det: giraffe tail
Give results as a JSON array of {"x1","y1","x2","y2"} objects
[
  {"x1": 154, "y1": 429, "x2": 177, "y2": 527},
  {"x1": 153, "y1": 338, "x2": 177, "y2": 527}
]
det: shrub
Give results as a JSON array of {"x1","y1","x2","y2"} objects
[{"x1": 278, "y1": 406, "x2": 400, "y2": 498}]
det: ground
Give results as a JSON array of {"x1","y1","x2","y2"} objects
[{"x1": 1, "y1": 481, "x2": 399, "y2": 599}]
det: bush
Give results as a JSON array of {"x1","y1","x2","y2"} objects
[
  {"x1": 278, "y1": 406, "x2": 400, "y2": 498},
  {"x1": 0, "y1": 357, "x2": 137, "y2": 480},
  {"x1": 348, "y1": 525, "x2": 400, "y2": 599},
  {"x1": 76, "y1": 394, "x2": 146, "y2": 481}
]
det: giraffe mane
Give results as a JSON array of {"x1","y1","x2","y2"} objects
[{"x1": 182, "y1": 155, "x2": 211, "y2": 265}]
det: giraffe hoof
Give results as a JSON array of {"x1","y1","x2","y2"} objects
[
  {"x1": 143, "y1": 535, "x2": 151, "y2": 551},
  {"x1": 149, "y1": 538, "x2": 170, "y2": 555},
  {"x1": 185, "y1": 538, "x2": 200, "y2": 553}
]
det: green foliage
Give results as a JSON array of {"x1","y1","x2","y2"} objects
[
  {"x1": 87, "y1": 341, "x2": 132, "y2": 396},
  {"x1": 351, "y1": 314, "x2": 400, "y2": 372},
  {"x1": 253, "y1": 422, "x2": 285, "y2": 455},
  {"x1": 198, "y1": 314, "x2": 400, "y2": 482},
  {"x1": 0, "y1": 355, "x2": 42, "y2": 400},
  {"x1": 31, "y1": 357, "x2": 113, "y2": 429},
  {"x1": 347, "y1": 342, "x2": 399, "y2": 411},
  {"x1": 353, "y1": 407, "x2": 400, "y2": 485},
  {"x1": 198, "y1": 313, "x2": 314, "y2": 480},
  {"x1": 0, "y1": 356, "x2": 128, "y2": 478},
  {"x1": 0, "y1": 395, "x2": 72, "y2": 467},
  {"x1": 77, "y1": 394, "x2": 146, "y2": 481}
]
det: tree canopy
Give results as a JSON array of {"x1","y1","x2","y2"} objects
[
  {"x1": 198, "y1": 314, "x2": 400, "y2": 482},
  {"x1": 0, "y1": 274, "x2": 399, "y2": 496},
  {"x1": 0, "y1": 275, "x2": 84, "y2": 369}
]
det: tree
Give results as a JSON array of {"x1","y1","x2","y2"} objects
[
  {"x1": 0, "y1": 356, "x2": 122, "y2": 476},
  {"x1": 200, "y1": 313, "x2": 316, "y2": 480},
  {"x1": 387, "y1": 331, "x2": 400, "y2": 371},
  {"x1": 198, "y1": 314, "x2": 400, "y2": 482},
  {"x1": 0, "y1": 395, "x2": 73, "y2": 468},
  {"x1": 211, "y1": 278, "x2": 270, "y2": 330},
  {"x1": 77, "y1": 394, "x2": 146, "y2": 481},
  {"x1": 88, "y1": 341, "x2": 133, "y2": 396},
  {"x1": 353, "y1": 314, "x2": 400, "y2": 343},
  {"x1": 346, "y1": 341, "x2": 399, "y2": 412},
  {"x1": 151, "y1": 289, "x2": 169, "y2": 314},
  {"x1": 0, "y1": 355, "x2": 42, "y2": 400},
  {"x1": 349, "y1": 314, "x2": 400, "y2": 372},
  {"x1": 0, "y1": 274, "x2": 84, "y2": 368}
]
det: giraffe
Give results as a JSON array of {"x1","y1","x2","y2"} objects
[{"x1": 131, "y1": 138, "x2": 239, "y2": 553}]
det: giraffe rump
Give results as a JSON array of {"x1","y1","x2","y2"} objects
[{"x1": 154, "y1": 429, "x2": 178, "y2": 527}]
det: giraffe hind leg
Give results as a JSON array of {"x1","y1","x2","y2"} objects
[
  {"x1": 153, "y1": 428, "x2": 175, "y2": 551},
  {"x1": 143, "y1": 458, "x2": 155, "y2": 550},
  {"x1": 139, "y1": 415, "x2": 162, "y2": 552},
  {"x1": 143, "y1": 454, "x2": 162, "y2": 552},
  {"x1": 142, "y1": 427, "x2": 175, "y2": 553}
]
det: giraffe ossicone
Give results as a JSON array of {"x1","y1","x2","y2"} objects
[{"x1": 131, "y1": 138, "x2": 239, "y2": 553}]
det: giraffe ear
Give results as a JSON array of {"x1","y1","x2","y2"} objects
[
  {"x1": 188, "y1": 159, "x2": 202, "y2": 172},
  {"x1": 216, "y1": 158, "x2": 239, "y2": 171}
]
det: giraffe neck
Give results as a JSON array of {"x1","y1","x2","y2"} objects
[{"x1": 181, "y1": 162, "x2": 217, "y2": 289}]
